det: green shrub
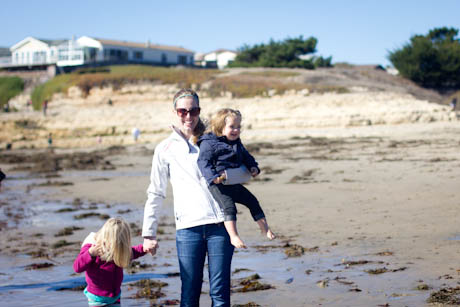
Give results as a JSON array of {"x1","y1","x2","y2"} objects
[
  {"x1": 229, "y1": 36, "x2": 332, "y2": 69},
  {"x1": 388, "y1": 27, "x2": 460, "y2": 89},
  {"x1": 31, "y1": 74, "x2": 74, "y2": 110},
  {"x1": 0, "y1": 76, "x2": 24, "y2": 108}
]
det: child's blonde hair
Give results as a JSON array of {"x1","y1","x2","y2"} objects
[
  {"x1": 94, "y1": 217, "x2": 132, "y2": 268},
  {"x1": 211, "y1": 108, "x2": 242, "y2": 137}
]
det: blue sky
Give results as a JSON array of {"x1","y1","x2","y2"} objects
[{"x1": 1, "y1": 0, "x2": 459, "y2": 66}]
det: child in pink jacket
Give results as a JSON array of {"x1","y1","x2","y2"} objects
[{"x1": 73, "y1": 217, "x2": 150, "y2": 306}]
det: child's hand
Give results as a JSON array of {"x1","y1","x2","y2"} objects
[
  {"x1": 250, "y1": 167, "x2": 259, "y2": 177},
  {"x1": 89, "y1": 244, "x2": 103, "y2": 257},
  {"x1": 213, "y1": 173, "x2": 226, "y2": 184}
]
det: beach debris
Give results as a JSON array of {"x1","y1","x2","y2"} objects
[
  {"x1": 349, "y1": 287, "x2": 362, "y2": 292},
  {"x1": 340, "y1": 259, "x2": 384, "y2": 267},
  {"x1": 285, "y1": 277, "x2": 294, "y2": 284},
  {"x1": 288, "y1": 169, "x2": 317, "y2": 183},
  {"x1": 232, "y1": 303, "x2": 261, "y2": 307},
  {"x1": 377, "y1": 304, "x2": 390, "y2": 307},
  {"x1": 129, "y1": 223, "x2": 142, "y2": 237},
  {"x1": 415, "y1": 284, "x2": 430, "y2": 291},
  {"x1": 233, "y1": 268, "x2": 251, "y2": 274},
  {"x1": 305, "y1": 269, "x2": 313, "y2": 275},
  {"x1": 26, "y1": 248, "x2": 49, "y2": 258},
  {"x1": 232, "y1": 274, "x2": 273, "y2": 293},
  {"x1": 284, "y1": 243, "x2": 304, "y2": 257},
  {"x1": 150, "y1": 299, "x2": 180, "y2": 306},
  {"x1": 25, "y1": 262, "x2": 54, "y2": 270},
  {"x1": 54, "y1": 226, "x2": 83, "y2": 237},
  {"x1": 375, "y1": 250, "x2": 394, "y2": 256},
  {"x1": 365, "y1": 268, "x2": 388, "y2": 274},
  {"x1": 283, "y1": 242, "x2": 317, "y2": 257},
  {"x1": 55, "y1": 207, "x2": 78, "y2": 213},
  {"x1": 73, "y1": 212, "x2": 110, "y2": 220},
  {"x1": 128, "y1": 279, "x2": 168, "y2": 300},
  {"x1": 127, "y1": 260, "x2": 154, "y2": 273},
  {"x1": 427, "y1": 286, "x2": 460, "y2": 305},
  {"x1": 260, "y1": 166, "x2": 283, "y2": 174},
  {"x1": 333, "y1": 276, "x2": 354, "y2": 286},
  {"x1": 316, "y1": 278, "x2": 329, "y2": 288},
  {"x1": 51, "y1": 240, "x2": 75, "y2": 249}
]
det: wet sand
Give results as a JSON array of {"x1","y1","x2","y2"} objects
[{"x1": 1, "y1": 119, "x2": 460, "y2": 306}]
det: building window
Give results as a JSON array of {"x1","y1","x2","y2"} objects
[
  {"x1": 178, "y1": 55, "x2": 187, "y2": 65},
  {"x1": 134, "y1": 51, "x2": 143, "y2": 60},
  {"x1": 161, "y1": 53, "x2": 167, "y2": 64}
]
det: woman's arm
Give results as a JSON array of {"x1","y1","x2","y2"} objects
[{"x1": 142, "y1": 145, "x2": 169, "y2": 241}]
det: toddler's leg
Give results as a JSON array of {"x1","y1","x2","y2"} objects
[
  {"x1": 224, "y1": 221, "x2": 247, "y2": 249},
  {"x1": 256, "y1": 217, "x2": 276, "y2": 240}
]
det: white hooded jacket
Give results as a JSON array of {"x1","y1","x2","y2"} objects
[{"x1": 142, "y1": 127, "x2": 225, "y2": 237}]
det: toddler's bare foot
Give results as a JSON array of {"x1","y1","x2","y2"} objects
[
  {"x1": 230, "y1": 235, "x2": 247, "y2": 249},
  {"x1": 266, "y1": 229, "x2": 276, "y2": 240}
]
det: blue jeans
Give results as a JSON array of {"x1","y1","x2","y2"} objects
[{"x1": 176, "y1": 223, "x2": 234, "y2": 307}]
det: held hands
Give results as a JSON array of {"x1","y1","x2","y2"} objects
[
  {"x1": 143, "y1": 238, "x2": 159, "y2": 256},
  {"x1": 250, "y1": 167, "x2": 259, "y2": 177},
  {"x1": 213, "y1": 172, "x2": 227, "y2": 184}
]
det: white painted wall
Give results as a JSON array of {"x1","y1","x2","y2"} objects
[
  {"x1": 203, "y1": 50, "x2": 237, "y2": 69},
  {"x1": 11, "y1": 38, "x2": 51, "y2": 65}
]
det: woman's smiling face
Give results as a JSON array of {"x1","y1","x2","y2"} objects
[{"x1": 174, "y1": 96, "x2": 200, "y2": 138}]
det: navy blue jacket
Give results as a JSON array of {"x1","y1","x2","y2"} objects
[{"x1": 197, "y1": 133, "x2": 259, "y2": 185}]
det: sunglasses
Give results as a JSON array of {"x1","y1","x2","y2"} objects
[{"x1": 176, "y1": 107, "x2": 201, "y2": 117}]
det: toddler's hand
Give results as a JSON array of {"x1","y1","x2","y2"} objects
[
  {"x1": 213, "y1": 173, "x2": 226, "y2": 184},
  {"x1": 89, "y1": 244, "x2": 103, "y2": 257},
  {"x1": 250, "y1": 167, "x2": 259, "y2": 177}
]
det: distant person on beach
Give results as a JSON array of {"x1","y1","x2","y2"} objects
[
  {"x1": 73, "y1": 217, "x2": 149, "y2": 306},
  {"x1": 132, "y1": 127, "x2": 140, "y2": 142},
  {"x1": 43, "y1": 99, "x2": 48, "y2": 116},
  {"x1": 197, "y1": 108, "x2": 275, "y2": 248},
  {"x1": 0, "y1": 169, "x2": 5, "y2": 190},
  {"x1": 142, "y1": 89, "x2": 249, "y2": 306},
  {"x1": 450, "y1": 97, "x2": 457, "y2": 111},
  {"x1": 48, "y1": 133, "x2": 53, "y2": 147}
]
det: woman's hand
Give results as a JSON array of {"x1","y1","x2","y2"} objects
[
  {"x1": 250, "y1": 167, "x2": 259, "y2": 177},
  {"x1": 88, "y1": 244, "x2": 103, "y2": 257},
  {"x1": 143, "y1": 237, "x2": 159, "y2": 255}
]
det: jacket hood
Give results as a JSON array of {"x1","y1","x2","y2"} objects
[{"x1": 197, "y1": 132, "x2": 219, "y2": 145}]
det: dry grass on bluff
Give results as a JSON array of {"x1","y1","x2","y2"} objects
[{"x1": 25, "y1": 64, "x2": 453, "y2": 110}]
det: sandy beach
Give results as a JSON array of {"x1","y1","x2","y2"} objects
[{"x1": 1, "y1": 77, "x2": 460, "y2": 306}]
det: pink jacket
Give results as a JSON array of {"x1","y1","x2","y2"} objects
[{"x1": 73, "y1": 243, "x2": 145, "y2": 297}]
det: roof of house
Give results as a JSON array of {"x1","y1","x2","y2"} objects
[
  {"x1": 37, "y1": 39, "x2": 68, "y2": 46},
  {"x1": 207, "y1": 49, "x2": 237, "y2": 55},
  {"x1": 0, "y1": 47, "x2": 11, "y2": 57},
  {"x1": 95, "y1": 38, "x2": 194, "y2": 53}
]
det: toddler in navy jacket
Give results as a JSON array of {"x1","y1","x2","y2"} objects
[{"x1": 197, "y1": 108, "x2": 275, "y2": 248}]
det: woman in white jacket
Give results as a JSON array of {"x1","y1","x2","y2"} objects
[{"x1": 142, "y1": 89, "x2": 234, "y2": 307}]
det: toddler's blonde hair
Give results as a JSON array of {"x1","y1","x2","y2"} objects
[
  {"x1": 94, "y1": 217, "x2": 132, "y2": 268},
  {"x1": 211, "y1": 108, "x2": 242, "y2": 137}
]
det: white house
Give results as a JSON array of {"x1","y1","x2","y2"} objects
[
  {"x1": 77, "y1": 36, "x2": 195, "y2": 66},
  {"x1": 6, "y1": 36, "x2": 195, "y2": 68},
  {"x1": 197, "y1": 49, "x2": 238, "y2": 69},
  {"x1": 10, "y1": 37, "x2": 68, "y2": 66}
]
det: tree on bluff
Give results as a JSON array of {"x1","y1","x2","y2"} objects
[
  {"x1": 229, "y1": 35, "x2": 332, "y2": 69},
  {"x1": 388, "y1": 27, "x2": 460, "y2": 89}
]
